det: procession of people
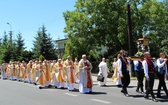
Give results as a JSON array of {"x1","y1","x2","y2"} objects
[
  {"x1": 0, "y1": 54, "x2": 93, "y2": 94},
  {"x1": 1, "y1": 51, "x2": 168, "y2": 102},
  {"x1": 111, "y1": 50, "x2": 168, "y2": 102}
]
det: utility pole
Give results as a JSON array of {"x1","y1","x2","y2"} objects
[
  {"x1": 127, "y1": 4, "x2": 133, "y2": 56},
  {"x1": 127, "y1": 4, "x2": 134, "y2": 76}
]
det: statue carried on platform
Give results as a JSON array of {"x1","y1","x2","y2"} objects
[{"x1": 134, "y1": 32, "x2": 150, "y2": 58}]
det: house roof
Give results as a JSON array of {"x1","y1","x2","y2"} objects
[{"x1": 55, "y1": 38, "x2": 68, "y2": 43}]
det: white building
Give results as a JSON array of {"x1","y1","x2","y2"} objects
[
  {"x1": 55, "y1": 38, "x2": 107, "y2": 58},
  {"x1": 55, "y1": 38, "x2": 68, "y2": 58}
]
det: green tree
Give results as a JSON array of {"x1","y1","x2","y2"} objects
[
  {"x1": 63, "y1": 0, "x2": 143, "y2": 60},
  {"x1": 14, "y1": 32, "x2": 26, "y2": 61},
  {"x1": 0, "y1": 32, "x2": 11, "y2": 63},
  {"x1": 32, "y1": 25, "x2": 56, "y2": 60},
  {"x1": 0, "y1": 31, "x2": 33, "y2": 63},
  {"x1": 161, "y1": 39, "x2": 168, "y2": 56},
  {"x1": 63, "y1": 0, "x2": 168, "y2": 61},
  {"x1": 2, "y1": 31, "x2": 9, "y2": 46},
  {"x1": 39, "y1": 54, "x2": 45, "y2": 61},
  {"x1": 163, "y1": 0, "x2": 168, "y2": 9},
  {"x1": 22, "y1": 50, "x2": 34, "y2": 62},
  {"x1": 138, "y1": 0, "x2": 168, "y2": 57},
  {"x1": 0, "y1": 39, "x2": 2, "y2": 46},
  {"x1": 160, "y1": 0, "x2": 168, "y2": 56}
]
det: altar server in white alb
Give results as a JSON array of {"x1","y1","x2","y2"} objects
[{"x1": 98, "y1": 58, "x2": 109, "y2": 86}]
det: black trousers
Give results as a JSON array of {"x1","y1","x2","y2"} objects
[
  {"x1": 121, "y1": 71, "x2": 130, "y2": 94},
  {"x1": 157, "y1": 72, "x2": 168, "y2": 96},
  {"x1": 135, "y1": 71, "x2": 144, "y2": 92},
  {"x1": 145, "y1": 73, "x2": 155, "y2": 98}
]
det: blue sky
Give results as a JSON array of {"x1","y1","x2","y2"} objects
[{"x1": 0, "y1": 0, "x2": 76, "y2": 50}]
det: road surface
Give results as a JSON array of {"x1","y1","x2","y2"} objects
[{"x1": 0, "y1": 76, "x2": 168, "y2": 105}]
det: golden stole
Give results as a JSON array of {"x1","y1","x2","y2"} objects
[
  {"x1": 39, "y1": 65, "x2": 45, "y2": 85},
  {"x1": 68, "y1": 62, "x2": 74, "y2": 84},
  {"x1": 45, "y1": 64, "x2": 51, "y2": 81},
  {"x1": 57, "y1": 64, "x2": 64, "y2": 82},
  {"x1": 84, "y1": 62, "x2": 92, "y2": 88}
]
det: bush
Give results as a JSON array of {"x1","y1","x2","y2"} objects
[{"x1": 39, "y1": 54, "x2": 45, "y2": 61}]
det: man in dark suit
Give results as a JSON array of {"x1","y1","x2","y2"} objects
[{"x1": 118, "y1": 50, "x2": 130, "y2": 97}]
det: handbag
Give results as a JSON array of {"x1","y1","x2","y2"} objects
[{"x1": 97, "y1": 74, "x2": 104, "y2": 82}]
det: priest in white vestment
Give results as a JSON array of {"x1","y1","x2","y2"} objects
[{"x1": 98, "y1": 58, "x2": 109, "y2": 86}]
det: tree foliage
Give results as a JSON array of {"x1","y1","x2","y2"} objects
[
  {"x1": 138, "y1": 0, "x2": 168, "y2": 57},
  {"x1": 63, "y1": 0, "x2": 168, "y2": 61},
  {"x1": 0, "y1": 32, "x2": 30, "y2": 63},
  {"x1": 14, "y1": 32, "x2": 26, "y2": 61},
  {"x1": 32, "y1": 25, "x2": 56, "y2": 60},
  {"x1": 1, "y1": 0, "x2": 168, "y2": 64},
  {"x1": 0, "y1": 25, "x2": 57, "y2": 64}
]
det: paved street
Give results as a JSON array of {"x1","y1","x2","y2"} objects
[{"x1": 0, "y1": 76, "x2": 168, "y2": 105}]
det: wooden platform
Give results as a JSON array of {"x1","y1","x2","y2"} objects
[{"x1": 129, "y1": 56, "x2": 143, "y2": 61}]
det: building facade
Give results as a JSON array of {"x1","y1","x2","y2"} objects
[{"x1": 55, "y1": 38, "x2": 67, "y2": 58}]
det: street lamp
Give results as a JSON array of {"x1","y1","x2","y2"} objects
[
  {"x1": 7, "y1": 22, "x2": 12, "y2": 46},
  {"x1": 7, "y1": 22, "x2": 12, "y2": 31}
]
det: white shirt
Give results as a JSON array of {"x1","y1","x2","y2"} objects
[
  {"x1": 133, "y1": 60, "x2": 139, "y2": 67},
  {"x1": 113, "y1": 62, "x2": 117, "y2": 68},
  {"x1": 156, "y1": 59, "x2": 168, "y2": 76},
  {"x1": 142, "y1": 60, "x2": 156, "y2": 79},
  {"x1": 118, "y1": 57, "x2": 129, "y2": 76}
]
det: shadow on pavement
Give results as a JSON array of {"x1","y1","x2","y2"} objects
[
  {"x1": 86, "y1": 91, "x2": 107, "y2": 95},
  {"x1": 101, "y1": 85, "x2": 121, "y2": 88},
  {"x1": 39, "y1": 86, "x2": 68, "y2": 90},
  {"x1": 71, "y1": 88, "x2": 79, "y2": 92},
  {"x1": 130, "y1": 94, "x2": 144, "y2": 98},
  {"x1": 153, "y1": 89, "x2": 164, "y2": 91},
  {"x1": 130, "y1": 94, "x2": 168, "y2": 103},
  {"x1": 158, "y1": 98, "x2": 168, "y2": 102},
  {"x1": 127, "y1": 86, "x2": 136, "y2": 88}
]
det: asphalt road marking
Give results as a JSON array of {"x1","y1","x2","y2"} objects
[
  {"x1": 91, "y1": 99, "x2": 111, "y2": 104},
  {"x1": 64, "y1": 93, "x2": 78, "y2": 96}
]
